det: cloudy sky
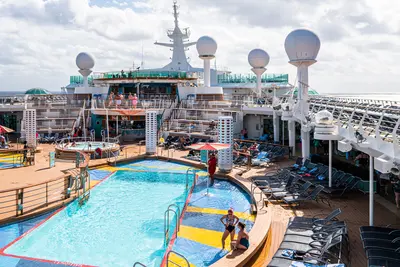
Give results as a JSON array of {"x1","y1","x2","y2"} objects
[{"x1": 1, "y1": 0, "x2": 399, "y2": 94}]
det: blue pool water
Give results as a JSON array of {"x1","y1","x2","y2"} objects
[
  {"x1": 61, "y1": 142, "x2": 117, "y2": 152},
  {"x1": 4, "y1": 170, "x2": 192, "y2": 267}
]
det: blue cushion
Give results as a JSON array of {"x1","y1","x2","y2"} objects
[{"x1": 309, "y1": 167, "x2": 318, "y2": 174}]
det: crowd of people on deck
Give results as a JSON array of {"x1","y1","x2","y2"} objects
[{"x1": 108, "y1": 91, "x2": 139, "y2": 109}]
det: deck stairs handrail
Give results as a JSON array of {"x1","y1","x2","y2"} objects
[
  {"x1": 185, "y1": 168, "x2": 198, "y2": 190},
  {"x1": 164, "y1": 204, "x2": 181, "y2": 247},
  {"x1": 166, "y1": 251, "x2": 190, "y2": 267}
]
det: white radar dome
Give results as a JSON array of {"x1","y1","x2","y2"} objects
[
  {"x1": 196, "y1": 36, "x2": 217, "y2": 57},
  {"x1": 248, "y1": 49, "x2": 270, "y2": 68},
  {"x1": 284, "y1": 29, "x2": 320, "y2": 62},
  {"x1": 315, "y1": 110, "x2": 333, "y2": 125},
  {"x1": 76, "y1": 52, "x2": 95, "y2": 70}
]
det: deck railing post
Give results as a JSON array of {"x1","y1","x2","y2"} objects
[
  {"x1": 15, "y1": 189, "x2": 19, "y2": 217},
  {"x1": 46, "y1": 182, "x2": 49, "y2": 206}
]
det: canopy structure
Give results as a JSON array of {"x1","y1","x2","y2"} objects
[
  {"x1": 25, "y1": 88, "x2": 50, "y2": 95},
  {"x1": 188, "y1": 143, "x2": 230, "y2": 151},
  {"x1": 0, "y1": 125, "x2": 14, "y2": 134}
]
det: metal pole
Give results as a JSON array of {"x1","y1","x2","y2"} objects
[
  {"x1": 369, "y1": 155, "x2": 374, "y2": 226},
  {"x1": 106, "y1": 109, "x2": 110, "y2": 142},
  {"x1": 329, "y1": 140, "x2": 332, "y2": 188},
  {"x1": 206, "y1": 151, "x2": 209, "y2": 196},
  {"x1": 82, "y1": 107, "x2": 86, "y2": 140},
  {"x1": 282, "y1": 119, "x2": 285, "y2": 146},
  {"x1": 116, "y1": 115, "x2": 118, "y2": 135}
]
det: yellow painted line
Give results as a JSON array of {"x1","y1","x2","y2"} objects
[
  {"x1": 168, "y1": 253, "x2": 196, "y2": 267},
  {"x1": 96, "y1": 166, "x2": 145, "y2": 172},
  {"x1": 186, "y1": 206, "x2": 255, "y2": 222},
  {"x1": 179, "y1": 225, "x2": 232, "y2": 249},
  {"x1": 89, "y1": 180, "x2": 100, "y2": 188}
]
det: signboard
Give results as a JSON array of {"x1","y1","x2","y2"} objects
[
  {"x1": 200, "y1": 150, "x2": 208, "y2": 163},
  {"x1": 49, "y1": 152, "x2": 55, "y2": 168}
]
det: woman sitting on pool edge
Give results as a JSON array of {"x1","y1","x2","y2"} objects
[
  {"x1": 231, "y1": 222, "x2": 249, "y2": 251},
  {"x1": 220, "y1": 208, "x2": 239, "y2": 249}
]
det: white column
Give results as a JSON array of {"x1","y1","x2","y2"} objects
[
  {"x1": 106, "y1": 109, "x2": 110, "y2": 142},
  {"x1": 329, "y1": 140, "x2": 332, "y2": 188},
  {"x1": 82, "y1": 108, "x2": 86, "y2": 139},
  {"x1": 218, "y1": 116, "x2": 233, "y2": 172},
  {"x1": 145, "y1": 111, "x2": 157, "y2": 155},
  {"x1": 297, "y1": 64, "x2": 310, "y2": 160},
  {"x1": 369, "y1": 155, "x2": 374, "y2": 226},
  {"x1": 288, "y1": 121, "x2": 296, "y2": 156},
  {"x1": 301, "y1": 131, "x2": 310, "y2": 159},
  {"x1": 204, "y1": 59, "x2": 211, "y2": 87},
  {"x1": 23, "y1": 109, "x2": 37, "y2": 147},
  {"x1": 256, "y1": 74, "x2": 262, "y2": 97},
  {"x1": 273, "y1": 113, "x2": 280, "y2": 143}
]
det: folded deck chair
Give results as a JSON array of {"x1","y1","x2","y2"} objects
[
  {"x1": 366, "y1": 249, "x2": 400, "y2": 261},
  {"x1": 362, "y1": 238, "x2": 400, "y2": 252},
  {"x1": 285, "y1": 221, "x2": 347, "y2": 238},
  {"x1": 361, "y1": 231, "x2": 400, "y2": 241},
  {"x1": 289, "y1": 208, "x2": 342, "y2": 227},
  {"x1": 368, "y1": 257, "x2": 400, "y2": 267},
  {"x1": 283, "y1": 185, "x2": 324, "y2": 205},
  {"x1": 360, "y1": 226, "x2": 400, "y2": 234},
  {"x1": 260, "y1": 175, "x2": 298, "y2": 194},
  {"x1": 271, "y1": 181, "x2": 313, "y2": 200}
]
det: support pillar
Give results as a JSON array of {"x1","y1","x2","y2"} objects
[
  {"x1": 301, "y1": 130, "x2": 310, "y2": 159},
  {"x1": 288, "y1": 121, "x2": 296, "y2": 156},
  {"x1": 369, "y1": 155, "x2": 374, "y2": 226},
  {"x1": 203, "y1": 59, "x2": 211, "y2": 87},
  {"x1": 329, "y1": 140, "x2": 332, "y2": 188},
  {"x1": 273, "y1": 113, "x2": 280, "y2": 143}
]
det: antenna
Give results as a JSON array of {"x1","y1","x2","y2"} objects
[
  {"x1": 173, "y1": 0, "x2": 179, "y2": 28},
  {"x1": 141, "y1": 44, "x2": 144, "y2": 69}
]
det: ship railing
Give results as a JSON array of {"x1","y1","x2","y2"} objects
[{"x1": 0, "y1": 174, "x2": 76, "y2": 222}]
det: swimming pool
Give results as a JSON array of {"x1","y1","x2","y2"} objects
[
  {"x1": 0, "y1": 160, "x2": 256, "y2": 267},
  {"x1": 4, "y1": 170, "x2": 193, "y2": 267},
  {"x1": 0, "y1": 153, "x2": 23, "y2": 169},
  {"x1": 60, "y1": 142, "x2": 117, "y2": 152}
]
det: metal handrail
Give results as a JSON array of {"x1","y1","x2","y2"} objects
[
  {"x1": 185, "y1": 168, "x2": 198, "y2": 190},
  {"x1": 166, "y1": 251, "x2": 190, "y2": 267},
  {"x1": 133, "y1": 262, "x2": 146, "y2": 267},
  {"x1": 164, "y1": 204, "x2": 181, "y2": 246}
]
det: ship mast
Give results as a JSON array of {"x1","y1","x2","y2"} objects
[{"x1": 154, "y1": 0, "x2": 196, "y2": 71}]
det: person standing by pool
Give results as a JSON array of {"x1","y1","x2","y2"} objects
[
  {"x1": 220, "y1": 209, "x2": 239, "y2": 249},
  {"x1": 392, "y1": 176, "x2": 400, "y2": 209},
  {"x1": 231, "y1": 222, "x2": 249, "y2": 250},
  {"x1": 208, "y1": 153, "x2": 217, "y2": 185}
]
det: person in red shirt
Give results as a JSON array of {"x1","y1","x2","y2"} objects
[{"x1": 208, "y1": 153, "x2": 217, "y2": 185}]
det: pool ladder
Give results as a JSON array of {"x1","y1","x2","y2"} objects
[
  {"x1": 164, "y1": 204, "x2": 181, "y2": 247},
  {"x1": 185, "y1": 168, "x2": 198, "y2": 190},
  {"x1": 166, "y1": 251, "x2": 190, "y2": 267},
  {"x1": 133, "y1": 262, "x2": 146, "y2": 267}
]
